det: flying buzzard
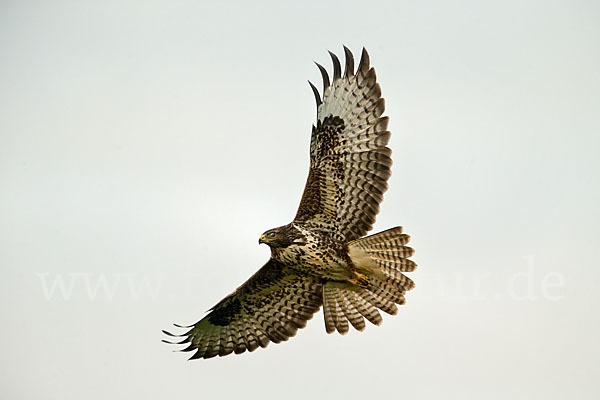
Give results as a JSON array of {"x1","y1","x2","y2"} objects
[{"x1": 163, "y1": 47, "x2": 416, "y2": 359}]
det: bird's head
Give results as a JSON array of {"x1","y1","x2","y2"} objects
[
  {"x1": 259, "y1": 225, "x2": 303, "y2": 248},
  {"x1": 258, "y1": 227, "x2": 287, "y2": 248}
]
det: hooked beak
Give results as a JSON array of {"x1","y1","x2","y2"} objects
[{"x1": 258, "y1": 235, "x2": 266, "y2": 245}]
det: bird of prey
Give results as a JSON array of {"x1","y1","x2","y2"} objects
[{"x1": 163, "y1": 47, "x2": 416, "y2": 359}]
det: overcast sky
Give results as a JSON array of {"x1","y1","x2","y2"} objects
[{"x1": 1, "y1": 0, "x2": 599, "y2": 399}]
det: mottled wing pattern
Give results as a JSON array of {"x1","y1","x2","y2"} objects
[
  {"x1": 295, "y1": 47, "x2": 392, "y2": 242},
  {"x1": 163, "y1": 259, "x2": 322, "y2": 359}
]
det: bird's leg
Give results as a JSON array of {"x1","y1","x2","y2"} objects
[{"x1": 348, "y1": 272, "x2": 371, "y2": 288}]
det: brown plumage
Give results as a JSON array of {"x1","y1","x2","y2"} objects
[{"x1": 163, "y1": 47, "x2": 416, "y2": 359}]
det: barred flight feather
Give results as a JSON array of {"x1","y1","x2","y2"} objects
[
  {"x1": 339, "y1": 289, "x2": 366, "y2": 331},
  {"x1": 347, "y1": 289, "x2": 383, "y2": 326},
  {"x1": 295, "y1": 47, "x2": 393, "y2": 243},
  {"x1": 163, "y1": 259, "x2": 322, "y2": 359}
]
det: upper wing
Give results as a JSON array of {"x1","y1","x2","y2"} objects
[
  {"x1": 163, "y1": 259, "x2": 322, "y2": 359},
  {"x1": 294, "y1": 47, "x2": 392, "y2": 242}
]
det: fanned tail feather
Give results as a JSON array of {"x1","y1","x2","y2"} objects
[
  {"x1": 322, "y1": 226, "x2": 416, "y2": 334},
  {"x1": 323, "y1": 282, "x2": 384, "y2": 334},
  {"x1": 349, "y1": 226, "x2": 416, "y2": 291}
]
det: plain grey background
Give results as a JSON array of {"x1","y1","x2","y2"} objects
[{"x1": 1, "y1": 0, "x2": 599, "y2": 399}]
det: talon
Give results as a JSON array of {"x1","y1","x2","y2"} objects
[{"x1": 349, "y1": 272, "x2": 370, "y2": 288}]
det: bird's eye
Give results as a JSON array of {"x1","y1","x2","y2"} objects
[{"x1": 267, "y1": 232, "x2": 276, "y2": 238}]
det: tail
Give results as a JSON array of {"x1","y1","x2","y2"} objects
[{"x1": 322, "y1": 227, "x2": 416, "y2": 334}]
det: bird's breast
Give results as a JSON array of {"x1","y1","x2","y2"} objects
[{"x1": 272, "y1": 240, "x2": 352, "y2": 281}]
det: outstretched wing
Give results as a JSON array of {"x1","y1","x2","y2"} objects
[
  {"x1": 163, "y1": 259, "x2": 322, "y2": 359},
  {"x1": 294, "y1": 47, "x2": 392, "y2": 242}
]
